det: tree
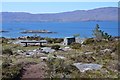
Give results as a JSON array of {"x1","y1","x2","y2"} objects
[
  {"x1": 103, "y1": 33, "x2": 112, "y2": 40},
  {"x1": 93, "y1": 24, "x2": 103, "y2": 41},
  {"x1": 93, "y1": 24, "x2": 112, "y2": 41}
]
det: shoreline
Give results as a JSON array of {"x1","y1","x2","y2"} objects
[{"x1": 1, "y1": 35, "x2": 119, "y2": 39}]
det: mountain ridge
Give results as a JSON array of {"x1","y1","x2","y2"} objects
[{"x1": 0, "y1": 7, "x2": 118, "y2": 22}]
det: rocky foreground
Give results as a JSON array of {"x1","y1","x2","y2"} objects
[{"x1": 1, "y1": 37, "x2": 119, "y2": 79}]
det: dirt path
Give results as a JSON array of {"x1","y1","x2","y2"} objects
[{"x1": 21, "y1": 62, "x2": 47, "y2": 80}]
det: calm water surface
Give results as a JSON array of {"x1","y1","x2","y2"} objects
[{"x1": 1, "y1": 21, "x2": 118, "y2": 38}]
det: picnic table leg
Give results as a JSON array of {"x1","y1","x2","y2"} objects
[
  {"x1": 40, "y1": 43, "x2": 42, "y2": 47},
  {"x1": 25, "y1": 42, "x2": 27, "y2": 47}
]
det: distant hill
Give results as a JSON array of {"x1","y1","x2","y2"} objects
[{"x1": 0, "y1": 7, "x2": 118, "y2": 22}]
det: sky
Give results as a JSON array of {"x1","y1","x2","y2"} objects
[
  {"x1": 1, "y1": 2, "x2": 118, "y2": 14},
  {"x1": 1, "y1": 0, "x2": 120, "y2": 2}
]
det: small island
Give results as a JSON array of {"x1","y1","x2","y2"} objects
[
  {"x1": 0, "y1": 30, "x2": 9, "y2": 33},
  {"x1": 20, "y1": 30, "x2": 57, "y2": 34}
]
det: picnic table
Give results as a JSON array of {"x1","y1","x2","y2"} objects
[{"x1": 21, "y1": 40, "x2": 47, "y2": 47}]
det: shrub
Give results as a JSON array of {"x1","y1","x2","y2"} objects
[
  {"x1": 45, "y1": 38, "x2": 53, "y2": 43},
  {"x1": 45, "y1": 38, "x2": 63, "y2": 43},
  {"x1": 2, "y1": 57, "x2": 22, "y2": 80},
  {"x1": 2, "y1": 64, "x2": 22, "y2": 80},
  {"x1": 2, "y1": 38, "x2": 9, "y2": 44},
  {"x1": 2, "y1": 59, "x2": 12, "y2": 68},
  {"x1": 70, "y1": 43, "x2": 81, "y2": 49},
  {"x1": 51, "y1": 45, "x2": 60, "y2": 50},
  {"x1": 83, "y1": 38, "x2": 94, "y2": 45},
  {"x1": 54, "y1": 38, "x2": 63, "y2": 43},
  {"x1": 3, "y1": 49, "x2": 13, "y2": 55},
  {"x1": 117, "y1": 41, "x2": 120, "y2": 54},
  {"x1": 46, "y1": 57, "x2": 72, "y2": 78}
]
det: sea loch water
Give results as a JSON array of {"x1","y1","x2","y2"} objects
[{"x1": 1, "y1": 21, "x2": 118, "y2": 38}]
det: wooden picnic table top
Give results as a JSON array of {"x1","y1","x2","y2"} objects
[{"x1": 21, "y1": 41, "x2": 47, "y2": 43}]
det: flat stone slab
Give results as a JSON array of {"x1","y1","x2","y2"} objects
[
  {"x1": 56, "y1": 55, "x2": 66, "y2": 59},
  {"x1": 41, "y1": 47, "x2": 55, "y2": 53},
  {"x1": 40, "y1": 55, "x2": 66, "y2": 60},
  {"x1": 84, "y1": 52, "x2": 94, "y2": 54},
  {"x1": 73, "y1": 63, "x2": 102, "y2": 72},
  {"x1": 100, "y1": 49, "x2": 112, "y2": 53},
  {"x1": 40, "y1": 57, "x2": 48, "y2": 60}
]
